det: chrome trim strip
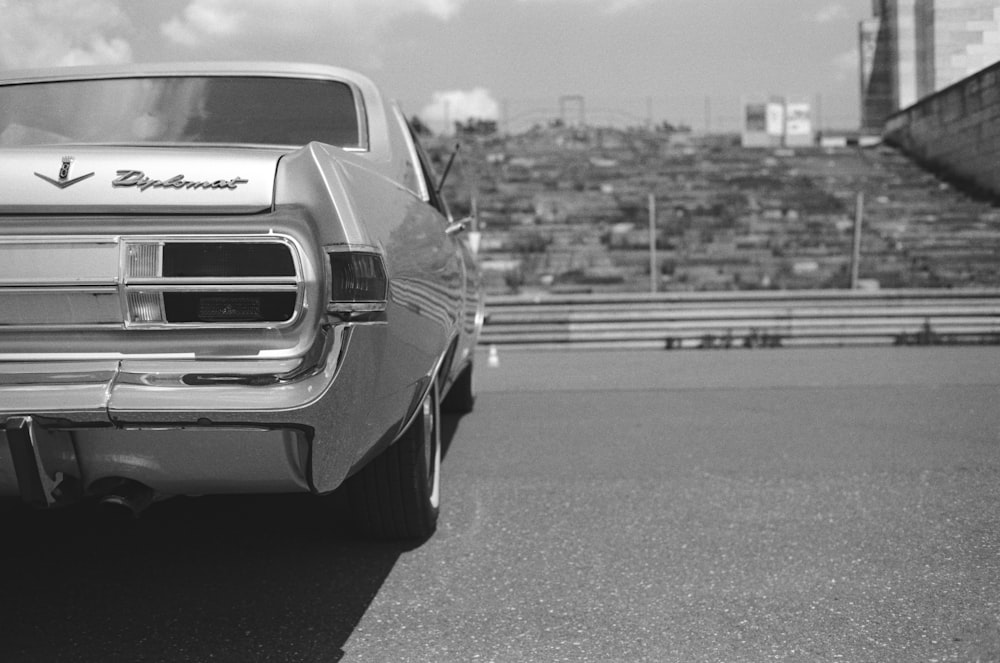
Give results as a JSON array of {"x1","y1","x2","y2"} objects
[
  {"x1": 128, "y1": 277, "x2": 301, "y2": 286},
  {"x1": 0, "y1": 286, "x2": 119, "y2": 295},
  {"x1": 327, "y1": 302, "x2": 387, "y2": 313},
  {"x1": 353, "y1": 82, "x2": 370, "y2": 152},
  {"x1": 323, "y1": 243, "x2": 382, "y2": 254},
  {"x1": 391, "y1": 105, "x2": 429, "y2": 201},
  {"x1": 114, "y1": 358, "x2": 305, "y2": 385},
  {"x1": 126, "y1": 284, "x2": 300, "y2": 292},
  {"x1": 0, "y1": 361, "x2": 119, "y2": 385}
]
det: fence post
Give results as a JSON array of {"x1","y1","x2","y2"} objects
[
  {"x1": 851, "y1": 191, "x2": 864, "y2": 289},
  {"x1": 649, "y1": 193, "x2": 658, "y2": 293}
]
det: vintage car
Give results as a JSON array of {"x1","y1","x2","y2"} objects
[{"x1": 0, "y1": 62, "x2": 483, "y2": 539}]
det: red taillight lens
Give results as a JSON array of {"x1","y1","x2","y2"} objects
[{"x1": 328, "y1": 252, "x2": 387, "y2": 313}]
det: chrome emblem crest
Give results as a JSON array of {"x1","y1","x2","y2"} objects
[{"x1": 34, "y1": 157, "x2": 95, "y2": 189}]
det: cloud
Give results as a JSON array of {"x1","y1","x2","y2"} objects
[
  {"x1": 58, "y1": 36, "x2": 132, "y2": 67},
  {"x1": 516, "y1": 0, "x2": 654, "y2": 14},
  {"x1": 420, "y1": 88, "x2": 500, "y2": 133},
  {"x1": 161, "y1": 0, "x2": 467, "y2": 48},
  {"x1": 0, "y1": 0, "x2": 132, "y2": 69},
  {"x1": 814, "y1": 3, "x2": 851, "y2": 23},
  {"x1": 161, "y1": 1, "x2": 245, "y2": 47},
  {"x1": 596, "y1": 0, "x2": 652, "y2": 13}
]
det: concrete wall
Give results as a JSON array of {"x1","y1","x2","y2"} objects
[{"x1": 884, "y1": 60, "x2": 1000, "y2": 200}]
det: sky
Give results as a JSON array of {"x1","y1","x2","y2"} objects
[{"x1": 0, "y1": 0, "x2": 873, "y2": 133}]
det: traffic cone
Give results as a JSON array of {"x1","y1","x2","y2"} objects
[{"x1": 488, "y1": 345, "x2": 499, "y2": 367}]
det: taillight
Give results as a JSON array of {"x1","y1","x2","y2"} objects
[
  {"x1": 162, "y1": 243, "x2": 295, "y2": 278},
  {"x1": 163, "y1": 292, "x2": 296, "y2": 323},
  {"x1": 123, "y1": 239, "x2": 301, "y2": 327},
  {"x1": 327, "y1": 251, "x2": 388, "y2": 313}
]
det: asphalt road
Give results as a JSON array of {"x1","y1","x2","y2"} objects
[{"x1": 1, "y1": 346, "x2": 999, "y2": 662}]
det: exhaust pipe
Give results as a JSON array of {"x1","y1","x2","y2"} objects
[{"x1": 97, "y1": 479, "x2": 155, "y2": 519}]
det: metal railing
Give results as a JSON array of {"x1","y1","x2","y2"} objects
[{"x1": 480, "y1": 289, "x2": 1000, "y2": 349}]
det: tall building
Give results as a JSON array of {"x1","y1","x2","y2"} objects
[
  {"x1": 860, "y1": 11, "x2": 897, "y2": 130},
  {"x1": 924, "y1": 1, "x2": 1000, "y2": 95},
  {"x1": 860, "y1": 0, "x2": 1000, "y2": 131}
]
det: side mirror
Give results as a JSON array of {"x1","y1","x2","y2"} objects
[
  {"x1": 445, "y1": 216, "x2": 480, "y2": 254},
  {"x1": 445, "y1": 216, "x2": 472, "y2": 236}
]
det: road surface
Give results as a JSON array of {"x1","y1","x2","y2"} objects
[{"x1": 1, "y1": 346, "x2": 998, "y2": 662}]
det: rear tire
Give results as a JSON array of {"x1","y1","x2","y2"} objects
[
  {"x1": 345, "y1": 382, "x2": 441, "y2": 540},
  {"x1": 441, "y1": 361, "x2": 475, "y2": 414}
]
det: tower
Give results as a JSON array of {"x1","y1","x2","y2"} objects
[{"x1": 861, "y1": 0, "x2": 1000, "y2": 131}]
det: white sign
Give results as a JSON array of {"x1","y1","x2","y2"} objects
[{"x1": 785, "y1": 102, "x2": 812, "y2": 136}]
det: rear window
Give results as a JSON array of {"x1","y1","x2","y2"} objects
[{"x1": 0, "y1": 75, "x2": 363, "y2": 148}]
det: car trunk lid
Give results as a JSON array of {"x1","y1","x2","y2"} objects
[{"x1": 0, "y1": 145, "x2": 281, "y2": 215}]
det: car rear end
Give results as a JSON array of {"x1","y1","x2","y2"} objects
[{"x1": 0, "y1": 65, "x2": 407, "y2": 510}]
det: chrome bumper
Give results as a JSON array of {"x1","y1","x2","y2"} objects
[
  {"x1": 0, "y1": 417, "x2": 310, "y2": 504},
  {"x1": 0, "y1": 324, "x2": 416, "y2": 505}
]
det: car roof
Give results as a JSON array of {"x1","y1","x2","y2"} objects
[{"x1": 0, "y1": 61, "x2": 374, "y2": 87}]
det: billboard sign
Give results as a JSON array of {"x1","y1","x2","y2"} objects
[
  {"x1": 785, "y1": 102, "x2": 812, "y2": 136},
  {"x1": 745, "y1": 103, "x2": 767, "y2": 132},
  {"x1": 765, "y1": 101, "x2": 785, "y2": 136}
]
